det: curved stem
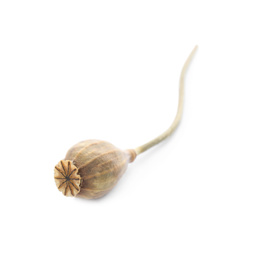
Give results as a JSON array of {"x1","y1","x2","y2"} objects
[{"x1": 134, "y1": 45, "x2": 198, "y2": 155}]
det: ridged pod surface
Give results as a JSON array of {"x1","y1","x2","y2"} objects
[{"x1": 54, "y1": 140, "x2": 136, "y2": 199}]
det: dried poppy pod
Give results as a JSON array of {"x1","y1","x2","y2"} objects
[
  {"x1": 54, "y1": 140, "x2": 136, "y2": 199},
  {"x1": 54, "y1": 46, "x2": 198, "y2": 199}
]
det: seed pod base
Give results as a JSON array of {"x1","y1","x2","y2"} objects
[{"x1": 54, "y1": 140, "x2": 136, "y2": 199}]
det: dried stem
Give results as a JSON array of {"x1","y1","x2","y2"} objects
[{"x1": 134, "y1": 45, "x2": 198, "y2": 155}]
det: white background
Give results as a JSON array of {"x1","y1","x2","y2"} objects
[{"x1": 0, "y1": 1, "x2": 261, "y2": 259}]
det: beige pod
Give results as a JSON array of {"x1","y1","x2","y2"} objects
[
  {"x1": 54, "y1": 46, "x2": 198, "y2": 199},
  {"x1": 54, "y1": 140, "x2": 136, "y2": 199}
]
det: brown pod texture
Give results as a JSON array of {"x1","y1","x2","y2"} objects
[{"x1": 54, "y1": 140, "x2": 136, "y2": 199}]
